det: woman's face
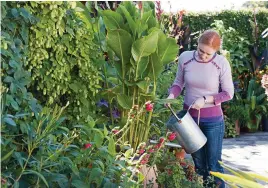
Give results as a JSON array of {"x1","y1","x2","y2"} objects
[{"x1": 197, "y1": 43, "x2": 217, "y2": 62}]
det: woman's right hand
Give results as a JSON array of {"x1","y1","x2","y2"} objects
[{"x1": 165, "y1": 93, "x2": 175, "y2": 107}]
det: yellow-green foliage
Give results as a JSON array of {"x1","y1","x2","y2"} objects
[{"x1": 24, "y1": 2, "x2": 103, "y2": 121}]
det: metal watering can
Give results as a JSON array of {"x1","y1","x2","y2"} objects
[{"x1": 166, "y1": 104, "x2": 207, "y2": 154}]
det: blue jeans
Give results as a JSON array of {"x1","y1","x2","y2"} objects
[{"x1": 191, "y1": 120, "x2": 225, "y2": 188}]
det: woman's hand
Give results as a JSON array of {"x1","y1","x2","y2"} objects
[
  {"x1": 192, "y1": 97, "x2": 205, "y2": 110},
  {"x1": 165, "y1": 93, "x2": 175, "y2": 107}
]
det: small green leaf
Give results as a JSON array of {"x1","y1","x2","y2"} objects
[
  {"x1": 124, "y1": 148, "x2": 133, "y2": 158},
  {"x1": 3, "y1": 76, "x2": 14, "y2": 83},
  {"x1": 23, "y1": 170, "x2": 49, "y2": 187},
  {"x1": 89, "y1": 168, "x2": 103, "y2": 187},
  {"x1": 14, "y1": 152, "x2": 24, "y2": 168},
  {"x1": 108, "y1": 137, "x2": 116, "y2": 156},
  {"x1": 103, "y1": 125, "x2": 108, "y2": 136},
  {"x1": 11, "y1": 8, "x2": 19, "y2": 18},
  {"x1": 71, "y1": 180, "x2": 88, "y2": 188},
  {"x1": 136, "y1": 80, "x2": 148, "y2": 91},
  {"x1": 1, "y1": 149, "x2": 15, "y2": 162},
  {"x1": 117, "y1": 94, "x2": 132, "y2": 109},
  {"x1": 3, "y1": 117, "x2": 16, "y2": 126},
  {"x1": 94, "y1": 131, "x2": 104, "y2": 148}
]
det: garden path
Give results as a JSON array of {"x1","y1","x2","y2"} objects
[{"x1": 221, "y1": 132, "x2": 268, "y2": 177}]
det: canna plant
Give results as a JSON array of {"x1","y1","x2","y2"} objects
[{"x1": 100, "y1": 1, "x2": 178, "y2": 149}]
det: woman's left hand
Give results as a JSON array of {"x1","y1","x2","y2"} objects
[{"x1": 192, "y1": 97, "x2": 205, "y2": 110}]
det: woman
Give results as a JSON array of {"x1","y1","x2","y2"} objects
[{"x1": 167, "y1": 30, "x2": 234, "y2": 187}]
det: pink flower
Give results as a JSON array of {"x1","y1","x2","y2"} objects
[
  {"x1": 168, "y1": 132, "x2": 176, "y2": 141},
  {"x1": 83, "y1": 143, "x2": 92, "y2": 149}
]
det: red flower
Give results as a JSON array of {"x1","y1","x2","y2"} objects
[
  {"x1": 148, "y1": 148, "x2": 155, "y2": 153},
  {"x1": 159, "y1": 137, "x2": 165, "y2": 144},
  {"x1": 144, "y1": 154, "x2": 150, "y2": 159},
  {"x1": 140, "y1": 159, "x2": 148, "y2": 165},
  {"x1": 154, "y1": 144, "x2": 161, "y2": 149},
  {"x1": 1, "y1": 178, "x2": 7, "y2": 184},
  {"x1": 83, "y1": 143, "x2": 92, "y2": 149},
  {"x1": 167, "y1": 169, "x2": 173, "y2": 175},
  {"x1": 139, "y1": 149, "x2": 145, "y2": 154},
  {"x1": 168, "y1": 132, "x2": 176, "y2": 141},
  {"x1": 133, "y1": 105, "x2": 139, "y2": 110},
  {"x1": 112, "y1": 129, "x2": 119, "y2": 134},
  {"x1": 145, "y1": 101, "x2": 154, "y2": 112}
]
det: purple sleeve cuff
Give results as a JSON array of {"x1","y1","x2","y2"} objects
[
  {"x1": 213, "y1": 91, "x2": 232, "y2": 105},
  {"x1": 169, "y1": 85, "x2": 182, "y2": 98}
]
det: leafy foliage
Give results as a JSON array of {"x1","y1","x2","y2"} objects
[
  {"x1": 1, "y1": 1, "x2": 41, "y2": 120},
  {"x1": 24, "y1": 2, "x2": 104, "y2": 122}
]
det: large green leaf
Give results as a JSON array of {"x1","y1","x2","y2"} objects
[
  {"x1": 131, "y1": 30, "x2": 158, "y2": 62},
  {"x1": 103, "y1": 10, "x2": 124, "y2": 30},
  {"x1": 132, "y1": 31, "x2": 158, "y2": 79},
  {"x1": 146, "y1": 53, "x2": 163, "y2": 80},
  {"x1": 158, "y1": 33, "x2": 179, "y2": 65},
  {"x1": 75, "y1": 2, "x2": 93, "y2": 30},
  {"x1": 119, "y1": 1, "x2": 136, "y2": 18},
  {"x1": 118, "y1": 5, "x2": 137, "y2": 37},
  {"x1": 107, "y1": 29, "x2": 132, "y2": 78},
  {"x1": 141, "y1": 10, "x2": 152, "y2": 27},
  {"x1": 117, "y1": 94, "x2": 132, "y2": 109},
  {"x1": 136, "y1": 56, "x2": 149, "y2": 78}
]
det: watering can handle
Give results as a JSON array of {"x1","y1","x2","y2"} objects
[
  {"x1": 187, "y1": 101, "x2": 200, "y2": 126},
  {"x1": 167, "y1": 104, "x2": 182, "y2": 123}
]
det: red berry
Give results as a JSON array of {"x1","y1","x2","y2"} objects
[{"x1": 83, "y1": 143, "x2": 92, "y2": 149}]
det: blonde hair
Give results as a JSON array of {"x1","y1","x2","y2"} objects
[{"x1": 198, "y1": 30, "x2": 221, "y2": 51}]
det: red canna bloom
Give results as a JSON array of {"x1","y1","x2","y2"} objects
[
  {"x1": 145, "y1": 101, "x2": 154, "y2": 112},
  {"x1": 83, "y1": 143, "x2": 92, "y2": 149},
  {"x1": 168, "y1": 132, "x2": 176, "y2": 141}
]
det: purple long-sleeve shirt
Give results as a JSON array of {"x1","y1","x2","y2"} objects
[{"x1": 169, "y1": 50, "x2": 234, "y2": 122}]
